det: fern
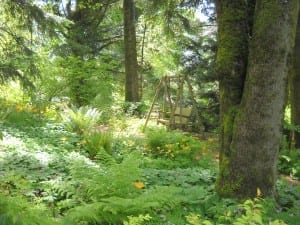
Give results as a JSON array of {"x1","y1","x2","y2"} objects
[
  {"x1": 0, "y1": 194, "x2": 60, "y2": 225},
  {"x1": 84, "y1": 130, "x2": 113, "y2": 158},
  {"x1": 64, "y1": 186, "x2": 181, "y2": 224},
  {"x1": 60, "y1": 154, "x2": 183, "y2": 224},
  {"x1": 68, "y1": 154, "x2": 142, "y2": 200},
  {"x1": 60, "y1": 106, "x2": 102, "y2": 134}
]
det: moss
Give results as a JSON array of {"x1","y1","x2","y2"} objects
[
  {"x1": 216, "y1": 155, "x2": 243, "y2": 197},
  {"x1": 250, "y1": 0, "x2": 298, "y2": 66},
  {"x1": 216, "y1": 169, "x2": 243, "y2": 196},
  {"x1": 216, "y1": 0, "x2": 251, "y2": 199},
  {"x1": 216, "y1": 1, "x2": 248, "y2": 76},
  {"x1": 253, "y1": 2, "x2": 283, "y2": 35},
  {"x1": 223, "y1": 106, "x2": 239, "y2": 156}
]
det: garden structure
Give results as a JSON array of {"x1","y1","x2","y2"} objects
[{"x1": 143, "y1": 75, "x2": 201, "y2": 132}]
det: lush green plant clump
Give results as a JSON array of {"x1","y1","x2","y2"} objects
[
  {"x1": 279, "y1": 122, "x2": 300, "y2": 180},
  {"x1": 60, "y1": 106, "x2": 103, "y2": 135},
  {"x1": 145, "y1": 128, "x2": 217, "y2": 168}
]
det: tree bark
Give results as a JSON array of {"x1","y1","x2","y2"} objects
[
  {"x1": 216, "y1": 0, "x2": 251, "y2": 168},
  {"x1": 215, "y1": 0, "x2": 253, "y2": 196},
  {"x1": 291, "y1": 11, "x2": 300, "y2": 148},
  {"x1": 217, "y1": 0, "x2": 299, "y2": 198},
  {"x1": 123, "y1": 0, "x2": 139, "y2": 102}
]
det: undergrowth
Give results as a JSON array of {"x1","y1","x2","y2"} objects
[{"x1": 0, "y1": 103, "x2": 299, "y2": 225}]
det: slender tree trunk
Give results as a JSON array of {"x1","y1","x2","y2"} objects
[
  {"x1": 217, "y1": 0, "x2": 299, "y2": 198},
  {"x1": 139, "y1": 23, "x2": 147, "y2": 100},
  {"x1": 123, "y1": 0, "x2": 139, "y2": 102},
  {"x1": 291, "y1": 12, "x2": 300, "y2": 148}
]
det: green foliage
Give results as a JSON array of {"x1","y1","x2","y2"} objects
[
  {"x1": 185, "y1": 198, "x2": 288, "y2": 225},
  {"x1": 145, "y1": 128, "x2": 215, "y2": 167},
  {"x1": 278, "y1": 150, "x2": 300, "y2": 180},
  {"x1": 59, "y1": 155, "x2": 182, "y2": 224},
  {"x1": 284, "y1": 122, "x2": 300, "y2": 133},
  {"x1": 64, "y1": 186, "x2": 180, "y2": 224},
  {"x1": 186, "y1": 213, "x2": 213, "y2": 225},
  {"x1": 276, "y1": 180, "x2": 300, "y2": 217},
  {"x1": 0, "y1": 98, "x2": 297, "y2": 225},
  {"x1": 123, "y1": 214, "x2": 152, "y2": 225},
  {"x1": 0, "y1": 101, "x2": 44, "y2": 127},
  {"x1": 0, "y1": 1, "x2": 297, "y2": 225},
  {"x1": 123, "y1": 101, "x2": 149, "y2": 117},
  {"x1": 279, "y1": 121, "x2": 300, "y2": 180},
  {"x1": 60, "y1": 106, "x2": 102, "y2": 134},
  {"x1": 83, "y1": 130, "x2": 113, "y2": 159},
  {"x1": 142, "y1": 167, "x2": 216, "y2": 187},
  {"x1": 0, "y1": 194, "x2": 60, "y2": 225},
  {"x1": 0, "y1": 82, "x2": 31, "y2": 104},
  {"x1": 55, "y1": 57, "x2": 114, "y2": 107},
  {"x1": 67, "y1": 155, "x2": 141, "y2": 200},
  {"x1": 4, "y1": 108, "x2": 41, "y2": 127},
  {"x1": 0, "y1": 0, "x2": 66, "y2": 88}
]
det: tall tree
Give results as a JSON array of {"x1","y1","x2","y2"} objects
[
  {"x1": 216, "y1": 0, "x2": 299, "y2": 198},
  {"x1": 291, "y1": 12, "x2": 300, "y2": 148},
  {"x1": 123, "y1": 0, "x2": 139, "y2": 102},
  {"x1": 45, "y1": 0, "x2": 121, "y2": 106}
]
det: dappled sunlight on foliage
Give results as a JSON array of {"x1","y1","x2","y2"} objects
[
  {"x1": 144, "y1": 127, "x2": 217, "y2": 168},
  {"x1": 0, "y1": 96, "x2": 298, "y2": 225}
]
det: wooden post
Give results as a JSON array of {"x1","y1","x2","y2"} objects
[
  {"x1": 143, "y1": 78, "x2": 164, "y2": 131},
  {"x1": 179, "y1": 76, "x2": 184, "y2": 129},
  {"x1": 166, "y1": 76, "x2": 173, "y2": 112}
]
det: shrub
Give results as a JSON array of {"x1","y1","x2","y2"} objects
[
  {"x1": 145, "y1": 128, "x2": 211, "y2": 167},
  {"x1": 0, "y1": 103, "x2": 43, "y2": 127}
]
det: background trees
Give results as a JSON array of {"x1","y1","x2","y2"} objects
[{"x1": 0, "y1": 0, "x2": 63, "y2": 87}]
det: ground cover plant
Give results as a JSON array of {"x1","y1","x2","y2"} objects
[{"x1": 0, "y1": 100, "x2": 298, "y2": 225}]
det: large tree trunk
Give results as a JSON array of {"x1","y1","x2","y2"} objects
[
  {"x1": 217, "y1": 0, "x2": 299, "y2": 198},
  {"x1": 216, "y1": 0, "x2": 252, "y2": 169},
  {"x1": 291, "y1": 12, "x2": 300, "y2": 148},
  {"x1": 123, "y1": 0, "x2": 139, "y2": 102}
]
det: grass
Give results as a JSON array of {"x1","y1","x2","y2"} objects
[{"x1": 0, "y1": 104, "x2": 299, "y2": 225}]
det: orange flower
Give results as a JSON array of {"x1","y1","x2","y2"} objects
[{"x1": 134, "y1": 181, "x2": 145, "y2": 189}]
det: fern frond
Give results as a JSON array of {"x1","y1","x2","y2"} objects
[
  {"x1": 0, "y1": 194, "x2": 60, "y2": 225},
  {"x1": 64, "y1": 186, "x2": 181, "y2": 224}
]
